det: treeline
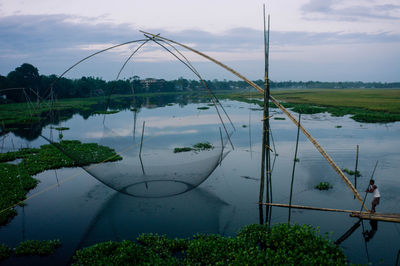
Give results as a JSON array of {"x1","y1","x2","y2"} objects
[{"x1": 1, "y1": 63, "x2": 399, "y2": 103}]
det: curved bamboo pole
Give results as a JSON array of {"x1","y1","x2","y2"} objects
[{"x1": 140, "y1": 31, "x2": 368, "y2": 211}]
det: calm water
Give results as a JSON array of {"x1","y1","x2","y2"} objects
[{"x1": 1, "y1": 96, "x2": 400, "y2": 265}]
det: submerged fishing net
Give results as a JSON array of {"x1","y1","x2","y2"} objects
[{"x1": 51, "y1": 99, "x2": 231, "y2": 197}]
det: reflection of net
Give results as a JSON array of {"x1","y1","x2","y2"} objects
[
  {"x1": 77, "y1": 186, "x2": 232, "y2": 247},
  {"x1": 84, "y1": 146, "x2": 227, "y2": 198}
]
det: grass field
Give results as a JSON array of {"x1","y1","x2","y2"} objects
[
  {"x1": 271, "y1": 89, "x2": 400, "y2": 113},
  {"x1": 219, "y1": 88, "x2": 400, "y2": 123}
]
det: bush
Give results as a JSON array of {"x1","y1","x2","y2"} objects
[
  {"x1": 0, "y1": 243, "x2": 12, "y2": 261},
  {"x1": 73, "y1": 223, "x2": 346, "y2": 265},
  {"x1": 14, "y1": 239, "x2": 61, "y2": 256}
]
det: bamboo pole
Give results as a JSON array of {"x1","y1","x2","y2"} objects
[
  {"x1": 354, "y1": 145, "x2": 359, "y2": 190},
  {"x1": 261, "y1": 202, "x2": 364, "y2": 214},
  {"x1": 288, "y1": 113, "x2": 301, "y2": 224},
  {"x1": 259, "y1": 5, "x2": 269, "y2": 204},
  {"x1": 360, "y1": 160, "x2": 378, "y2": 212},
  {"x1": 350, "y1": 212, "x2": 400, "y2": 223},
  {"x1": 265, "y1": 13, "x2": 272, "y2": 209},
  {"x1": 140, "y1": 31, "x2": 368, "y2": 211}
]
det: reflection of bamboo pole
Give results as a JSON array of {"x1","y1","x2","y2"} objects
[
  {"x1": 361, "y1": 220, "x2": 370, "y2": 262},
  {"x1": 141, "y1": 31, "x2": 367, "y2": 210},
  {"x1": 334, "y1": 220, "x2": 361, "y2": 245},
  {"x1": 288, "y1": 113, "x2": 301, "y2": 224},
  {"x1": 139, "y1": 121, "x2": 146, "y2": 176},
  {"x1": 219, "y1": 127, "x2": 223, "y2": 165}
]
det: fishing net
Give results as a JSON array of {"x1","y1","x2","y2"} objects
[{"x1": 0, "y1": 36, "x2": 234, "y2": 198}]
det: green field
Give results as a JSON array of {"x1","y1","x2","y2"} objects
[
  {"x1": 219, "y1": 88, "x2": 400, "y2": 123},
  {"x1": 272, "y1": 89, "x2": 400, "y2": 113}
]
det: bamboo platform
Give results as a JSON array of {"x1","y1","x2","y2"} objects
[
  {"x1": 350, "y1": 212, "x2": 400, "y2": 223},
  {"x1": 262, "y1": 203, "x2": 400, "y2": 223}
]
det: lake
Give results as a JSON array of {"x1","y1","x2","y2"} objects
[{"x1": 1, "y1": 94, "x2": 399, "y2": 265}]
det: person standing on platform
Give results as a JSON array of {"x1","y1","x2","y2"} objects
[{"x1": 366, "y1": 180, "x2": 380, "y2": 213}]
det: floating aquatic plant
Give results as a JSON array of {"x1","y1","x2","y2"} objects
[
  {"x1": 315, "y1": 182, "x2": 333, "y2": 190},
  {"x1": 73, "y1": 223, "x2": 346, "y2": 265},
  {"x1": 173, "y1": 142, "x2": 214, "y2": 153}
]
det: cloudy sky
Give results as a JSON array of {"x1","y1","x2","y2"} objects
[{"x1": 0, "y1": 0, "x2": 399, "y2": 82}]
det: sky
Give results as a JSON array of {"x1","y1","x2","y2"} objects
[{"x1": 0, "y1": 0, "x2": 399, "y2": 82}]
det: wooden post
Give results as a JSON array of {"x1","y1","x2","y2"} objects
[
  {"x1": 260, "y1": 5, "x2": 271, "y2": 206},
  {"x1": 288, "y1": 113, "x2": 301, "y2": 224},
  {"x1": 354, "y1": 145, "x2": 359, "y2": 189},
  {"x1": 353, "y1": 145, "x2": 359, "y2": 199}
]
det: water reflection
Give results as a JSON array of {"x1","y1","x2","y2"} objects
[
  {"x1": 76, "y1": 186, "x2": 234, "y2": 249},
  {"x1": 0, "y1": 93, "x2": 211, "y2": 141},
  {"x1": 335, "y1": 220, "x2": 361, "y2": 245},
  {"x1": 363, "y1": 220, "x2": 378, "y2": 242}
]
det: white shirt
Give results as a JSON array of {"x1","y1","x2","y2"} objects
[{"x1": 374, "y1": 186, "x2": 380, "y2": 198}]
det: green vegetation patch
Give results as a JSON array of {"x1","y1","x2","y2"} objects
[
  {"x1": 274, "y1": 117, "x2": 286, "y2": 120},
  {"x1": 174, "y1": 142, "x2": 214, "y2": 153},
  {"x1": 342, "y1": 168, "x2": 361, "y2": 177},
  {"x1": 73, "y1": 223, "x2": 346, "y2": 265},
  {"x1": 192, "y1": 142, "x2": 213, "y2": 150},
  {"x1": 0, "y1": 243, "x2": 12, "y2": 261},
  {"x1": 173, "y1": 147, "x2": 193, "y2": 153},
  {"x1": 315, "y1": 182, "x2": 333, "y2": 190},
  {"x1": 197, "y1": 106, "x2": 210, "y2": 110},
  {"x1": 0, "y1": 140, "x2": 122, "y2": 225},
  {"x1": 14, "y1": 239, "x2": 61, "y2": 256}
]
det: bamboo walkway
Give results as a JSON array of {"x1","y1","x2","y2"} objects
[
  {"x1": 350, "y1": 212, "x2": 400, "y2": 223},
  {"x1": 262, "y1": 203, "x2": 400, "y2": 223}
]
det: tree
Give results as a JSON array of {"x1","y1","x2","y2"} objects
[{"x1": 6, "y1": 63, "x2": 40, "y2": 102}]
